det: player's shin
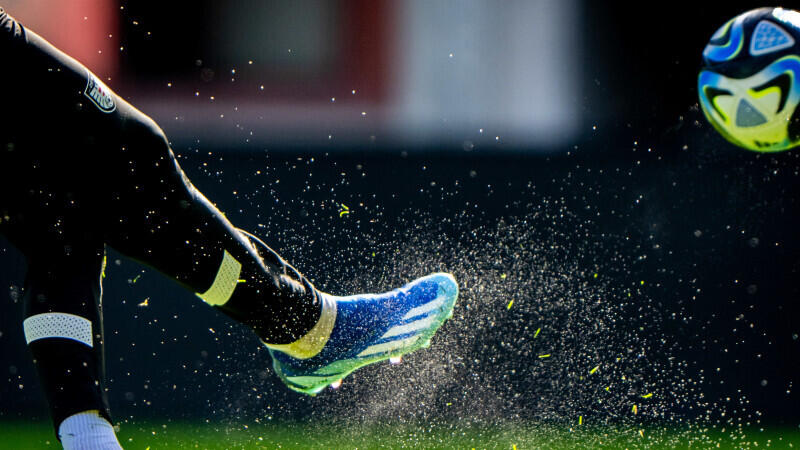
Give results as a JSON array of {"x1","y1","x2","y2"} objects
[{"x1": 21, "y1": 246, "x2": 114, "y2": 438}]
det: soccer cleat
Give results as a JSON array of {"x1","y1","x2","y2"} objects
[{"x1": 268, "y1": 272, "x2": 458, "y2": 395}]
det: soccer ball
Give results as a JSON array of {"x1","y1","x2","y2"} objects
[{"x1": 698, "y1": 7, "x2": 800, "y2": 152}]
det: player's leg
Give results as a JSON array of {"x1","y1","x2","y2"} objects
[
  {"x1": 97, "y1": 75, "x2": 459, "y2": 394},
  {"x1": 97, "y1": 101, "x2": 456, "y2": 396},
  {"x1": 20, "y1": 239, "x2": 121, "y2": 449},
  {"x1": 0, "y1": 4, "x2": 321, "y2": 346},
  {"x1": 0, "y1": 11, "x2": 120, "y2": 447},
  {"x1": 98, "y1": 113, "x2": 324, "y2": 345},
  {"x1": 99, "y1": 119, "x2": 459, "y2": 392}
]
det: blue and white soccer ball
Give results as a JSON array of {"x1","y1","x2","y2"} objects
[{"x1": 698, "y1": 7, "x2": 800, "y2": 152}]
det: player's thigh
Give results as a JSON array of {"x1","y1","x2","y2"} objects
[
  {"x1": 21, "y1": 235, "x2": 105, "y2": 318},
  {"x1": 98, "y1": 109, "x2": 218, "y2": 270}
]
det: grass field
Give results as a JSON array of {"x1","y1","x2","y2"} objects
[{"x1": 3, "y1": 421, "x2": 799, "y2": 449}]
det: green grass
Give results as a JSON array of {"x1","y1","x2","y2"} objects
[{"x1": 3, "y1": 421, "x2": 800, "y2": 449}]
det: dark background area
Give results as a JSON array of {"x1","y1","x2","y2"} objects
[{"x1": 1, "y1": 0, "x2": 799, "y2": 430}]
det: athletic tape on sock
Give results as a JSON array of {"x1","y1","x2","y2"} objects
[
  {"x1": 266, "y1": 294, "x2": 337, "y2": 359},
  {"x1": 23, "y1": 313, "x2": 93, "y2": 348},
  {"x1": 197, "y1": 250, "x2": 242, "y2": 306}
]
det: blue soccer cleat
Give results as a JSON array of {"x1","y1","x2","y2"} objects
[{"x1": 268, "y1": 272, "x2": 458, "y2": 395}]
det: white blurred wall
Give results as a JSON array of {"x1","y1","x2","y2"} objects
[{"x1": 393, "y1": 0, "x2": 581, "y2": 147}]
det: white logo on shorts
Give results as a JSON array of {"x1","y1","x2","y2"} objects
[{"x1": 84, "y1": 69, "x2": 116, "y2": 113}]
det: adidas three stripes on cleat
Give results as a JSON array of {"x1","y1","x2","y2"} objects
[{"x1": 268, "y1": 273, "x2": 459, "y2": 395}]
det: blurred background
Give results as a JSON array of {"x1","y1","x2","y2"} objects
[
  {"x1": 1, "y1": 0, "x2": 799, "y2": 439},
  {"x1": 0, "y1": 0, "x2": 772, "y2": 151}
]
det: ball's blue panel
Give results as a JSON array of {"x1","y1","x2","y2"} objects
[{"x1": 750, "y1": 20, "x2": 795, "y2": 57}]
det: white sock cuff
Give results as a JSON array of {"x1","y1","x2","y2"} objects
[{"x1": 58, "y1": 410, "x2": 122, "y2": 450}]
